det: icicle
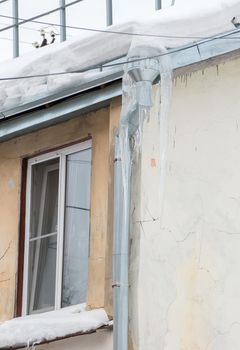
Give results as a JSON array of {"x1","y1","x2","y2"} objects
[
  {"x1": 158, "y1": 51, "x2": 173, "y2": 220},
  {"x1": 118, "y1": 39, "x2": 173, "y2": 226}
]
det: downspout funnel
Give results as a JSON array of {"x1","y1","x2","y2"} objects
[{"x1": 126, "y1": 46, "x2": 160, "y2": 108}]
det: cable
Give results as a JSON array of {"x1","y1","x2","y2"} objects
[
  {"x1": 0, "y1": 38, "x2": 228, "y2": 81},
  {"x1": 0, "y1": 4, "x2": 239, "y2": 80},
  {"x1": 0, "y1": 13, "x2": 240, "y2": 41},
  {"x1": 0, "y1": 21, "x2": 60, "y2": 36}
]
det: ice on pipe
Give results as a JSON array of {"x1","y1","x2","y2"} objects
[
  {"x1": 118, "y1": 35, "x2": 172, "y2": 229},
  {"x1": 0, "y1": 0, "x2": 240, "y2": 112}
]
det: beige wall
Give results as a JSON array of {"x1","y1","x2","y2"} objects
[
  {"x1": 0, "y1": 101, "x2": 120, "y2": 321},
  {"x1": 129, "y1": 55, "x2": 240, "y2": 350},
  {"x1": 37, "y1": 328, "x2": 112, "y2": 350}
]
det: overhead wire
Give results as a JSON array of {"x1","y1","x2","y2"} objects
[
  {"x1": 0, "y1": 13, "x2": 240, "y2": 40},
  {"x1": 0, "y1": 34, "x2": 237, "y2": 81},
  {"x1": 0, "y1": 21, "x2": 60, "y2": 35},
  {"x1": 0, "y1": 4, "x2": 239, "y2": 80}
]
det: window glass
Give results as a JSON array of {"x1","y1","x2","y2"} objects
[
  {"x1": 29, "y1": 234, "x2": 57, "y2": 313},
  {"x1": 28, "y1": 158, "x2": 59, "y2": 314},
  {"x1": 25, "y1": 142, "x2": 92, "y2": 315},
  {"x1": 65, "y1": 148, "x2": 92, "y2": 210},
  {"x1": 62, "y1": 148, "x2": 92, "y2": 307},
  {"x1": 30, "y1": 159, "x2": 59, "y2": 239}
]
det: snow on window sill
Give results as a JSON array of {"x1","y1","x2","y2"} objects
[{"x1": 0, "y1": 304, "x2": 110, "y2": 349}]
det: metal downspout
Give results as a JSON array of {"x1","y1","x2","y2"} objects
[
  {"x1": 113, "y1": 45, "x2": 161, "y2": 350},
  {"x1": 113, "y1": 122, "x2": 132, "y2": 350},
  {"x1": 113, "y1": 134, "x2": 122, "y2": 350}
]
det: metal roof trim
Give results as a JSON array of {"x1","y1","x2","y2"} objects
[{"x1": 0, "y1": 82, "x2": 122, "y2": 142}]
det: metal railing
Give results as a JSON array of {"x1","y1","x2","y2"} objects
[{"x1": 0, "y1": 0, "x2": 167, "y2": 60}]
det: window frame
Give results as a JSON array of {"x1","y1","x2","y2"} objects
[{"x1": 22, "y1": 139, "x2": 92, "y2": 316}]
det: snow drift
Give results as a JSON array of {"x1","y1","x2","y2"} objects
[
  {"x1": 0, "y1": 304, "x2": 109, "y2": 349},
  {"x1": 0, "y1": 0, "x2": 239, "y2": 113}
]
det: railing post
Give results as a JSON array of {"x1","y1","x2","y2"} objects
[
  {"x1": 155, "y1": 0, "x2": 161, "y2": 10},
  {"x1": 60, "y1": 0, "x2": 66, "y2": 42},
  {"x1": 13, "y1": 0, "x2": 19, "y2": 57},
  {"x1": 106, "y1": 0, "x2": 113, "y2": 26}
]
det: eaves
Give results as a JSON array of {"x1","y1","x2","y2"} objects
[{"x1": 1, "y1": 27, "x2": 240, "y2": 142}]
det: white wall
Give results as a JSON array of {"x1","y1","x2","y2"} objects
[
  {"x1": 37, "y1": 328, "x2": 112, "y2": 350},
  {"x1": 129, "y1": 56, "x2": 240, "y2": 350}
]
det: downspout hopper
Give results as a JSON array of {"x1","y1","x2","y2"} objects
[
  {"x1": 113, "y1": 44, "x2": 162, "y2": 350},
  {"x1": 126, "y1": 46, "x2": 160, "y2": 108}
]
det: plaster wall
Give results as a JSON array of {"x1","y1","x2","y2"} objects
[
  {"x1": 37, "y1": 328, "x2": 113, "y2": 350},
  {"x1": 0, "y1": 106, "x2": 116, "y2": 321},
  {"x1": 129, "y1": 56, "x2": 240, "y2": 350}
]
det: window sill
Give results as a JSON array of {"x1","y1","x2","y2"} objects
[{"x1": 0, "y1": 304, "x2": 110, "y2": 349}]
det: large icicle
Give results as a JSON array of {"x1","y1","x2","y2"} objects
[{"x1": 158, "y1": 50, "x2": 173, "y2": 220}]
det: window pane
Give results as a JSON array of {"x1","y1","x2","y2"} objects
[
  {"x1": 28, "y1": 234, "x2": 57, "y2": 313},
  {"x1": 62, "y1": 148, "x2": 92, "y2": 307},
  {"x1": 62, "y1": 209, "x2": 90, "y2": 307},
  {"x1": 65, "y1": 148, "x2": 92, "y2": 210},
  {"x1": 28, "y1": 158, "x2": 59, "y2": 314},
  {"x1": 30, "y1": 158, "x2": 59, "y2": 239}
]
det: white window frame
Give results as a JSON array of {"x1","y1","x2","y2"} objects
[{"x1": 22, "y1": 139, "x2": 92, "y2": 316}]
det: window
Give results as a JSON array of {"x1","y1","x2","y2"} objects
[{"x1": 22, "y1": 140, "x2": 92, "y2": 315}]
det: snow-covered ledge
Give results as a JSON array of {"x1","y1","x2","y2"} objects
[{"x1": 0, "y1": 304, "x2": 110, "y2": 349}]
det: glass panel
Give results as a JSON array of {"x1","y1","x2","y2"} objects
[
  {"x1": 62, "y1": 148, "x2": 92, "y2": 307},
  {"x1": 28, "y1": 234, "x2": 57, "y2": 313},
  {"x1": 112, "y1": 0, "x2": 155, "y2": 24},
  {"x1": 28, "y1": 157, "x2": 59, "y2": 314},
  {"x1": 65, "y1": 148, "x2": 92, "y2": 210},
  {"x1": 30, "y1": 158, "x2": 59, "y2": 239},
  {"x1": 66, "y1": 0, "x2": 106, "y2": 39},
  {"x1": 62, "y1": 209, "x2": 90, "y2": 307}
]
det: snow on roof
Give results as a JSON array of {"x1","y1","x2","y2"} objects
[
  {"x1": 0, "y1": 0, "x2": 240, "y2": 113},
  {"x1": 0, "y1": 304, "x2": 109, "y2": 349}
]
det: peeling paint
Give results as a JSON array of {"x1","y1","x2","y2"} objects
[{"x1": 7, "y1": 178, "x2": 15, "y2": 191}]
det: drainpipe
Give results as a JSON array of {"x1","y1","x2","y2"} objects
[{"x1": 113, "y1": 45, "x2": 161, "y2": 350}]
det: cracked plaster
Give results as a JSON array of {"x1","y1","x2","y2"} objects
[{"x1": 129, "y1": 57, "x2": 240, "y2": 350}]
